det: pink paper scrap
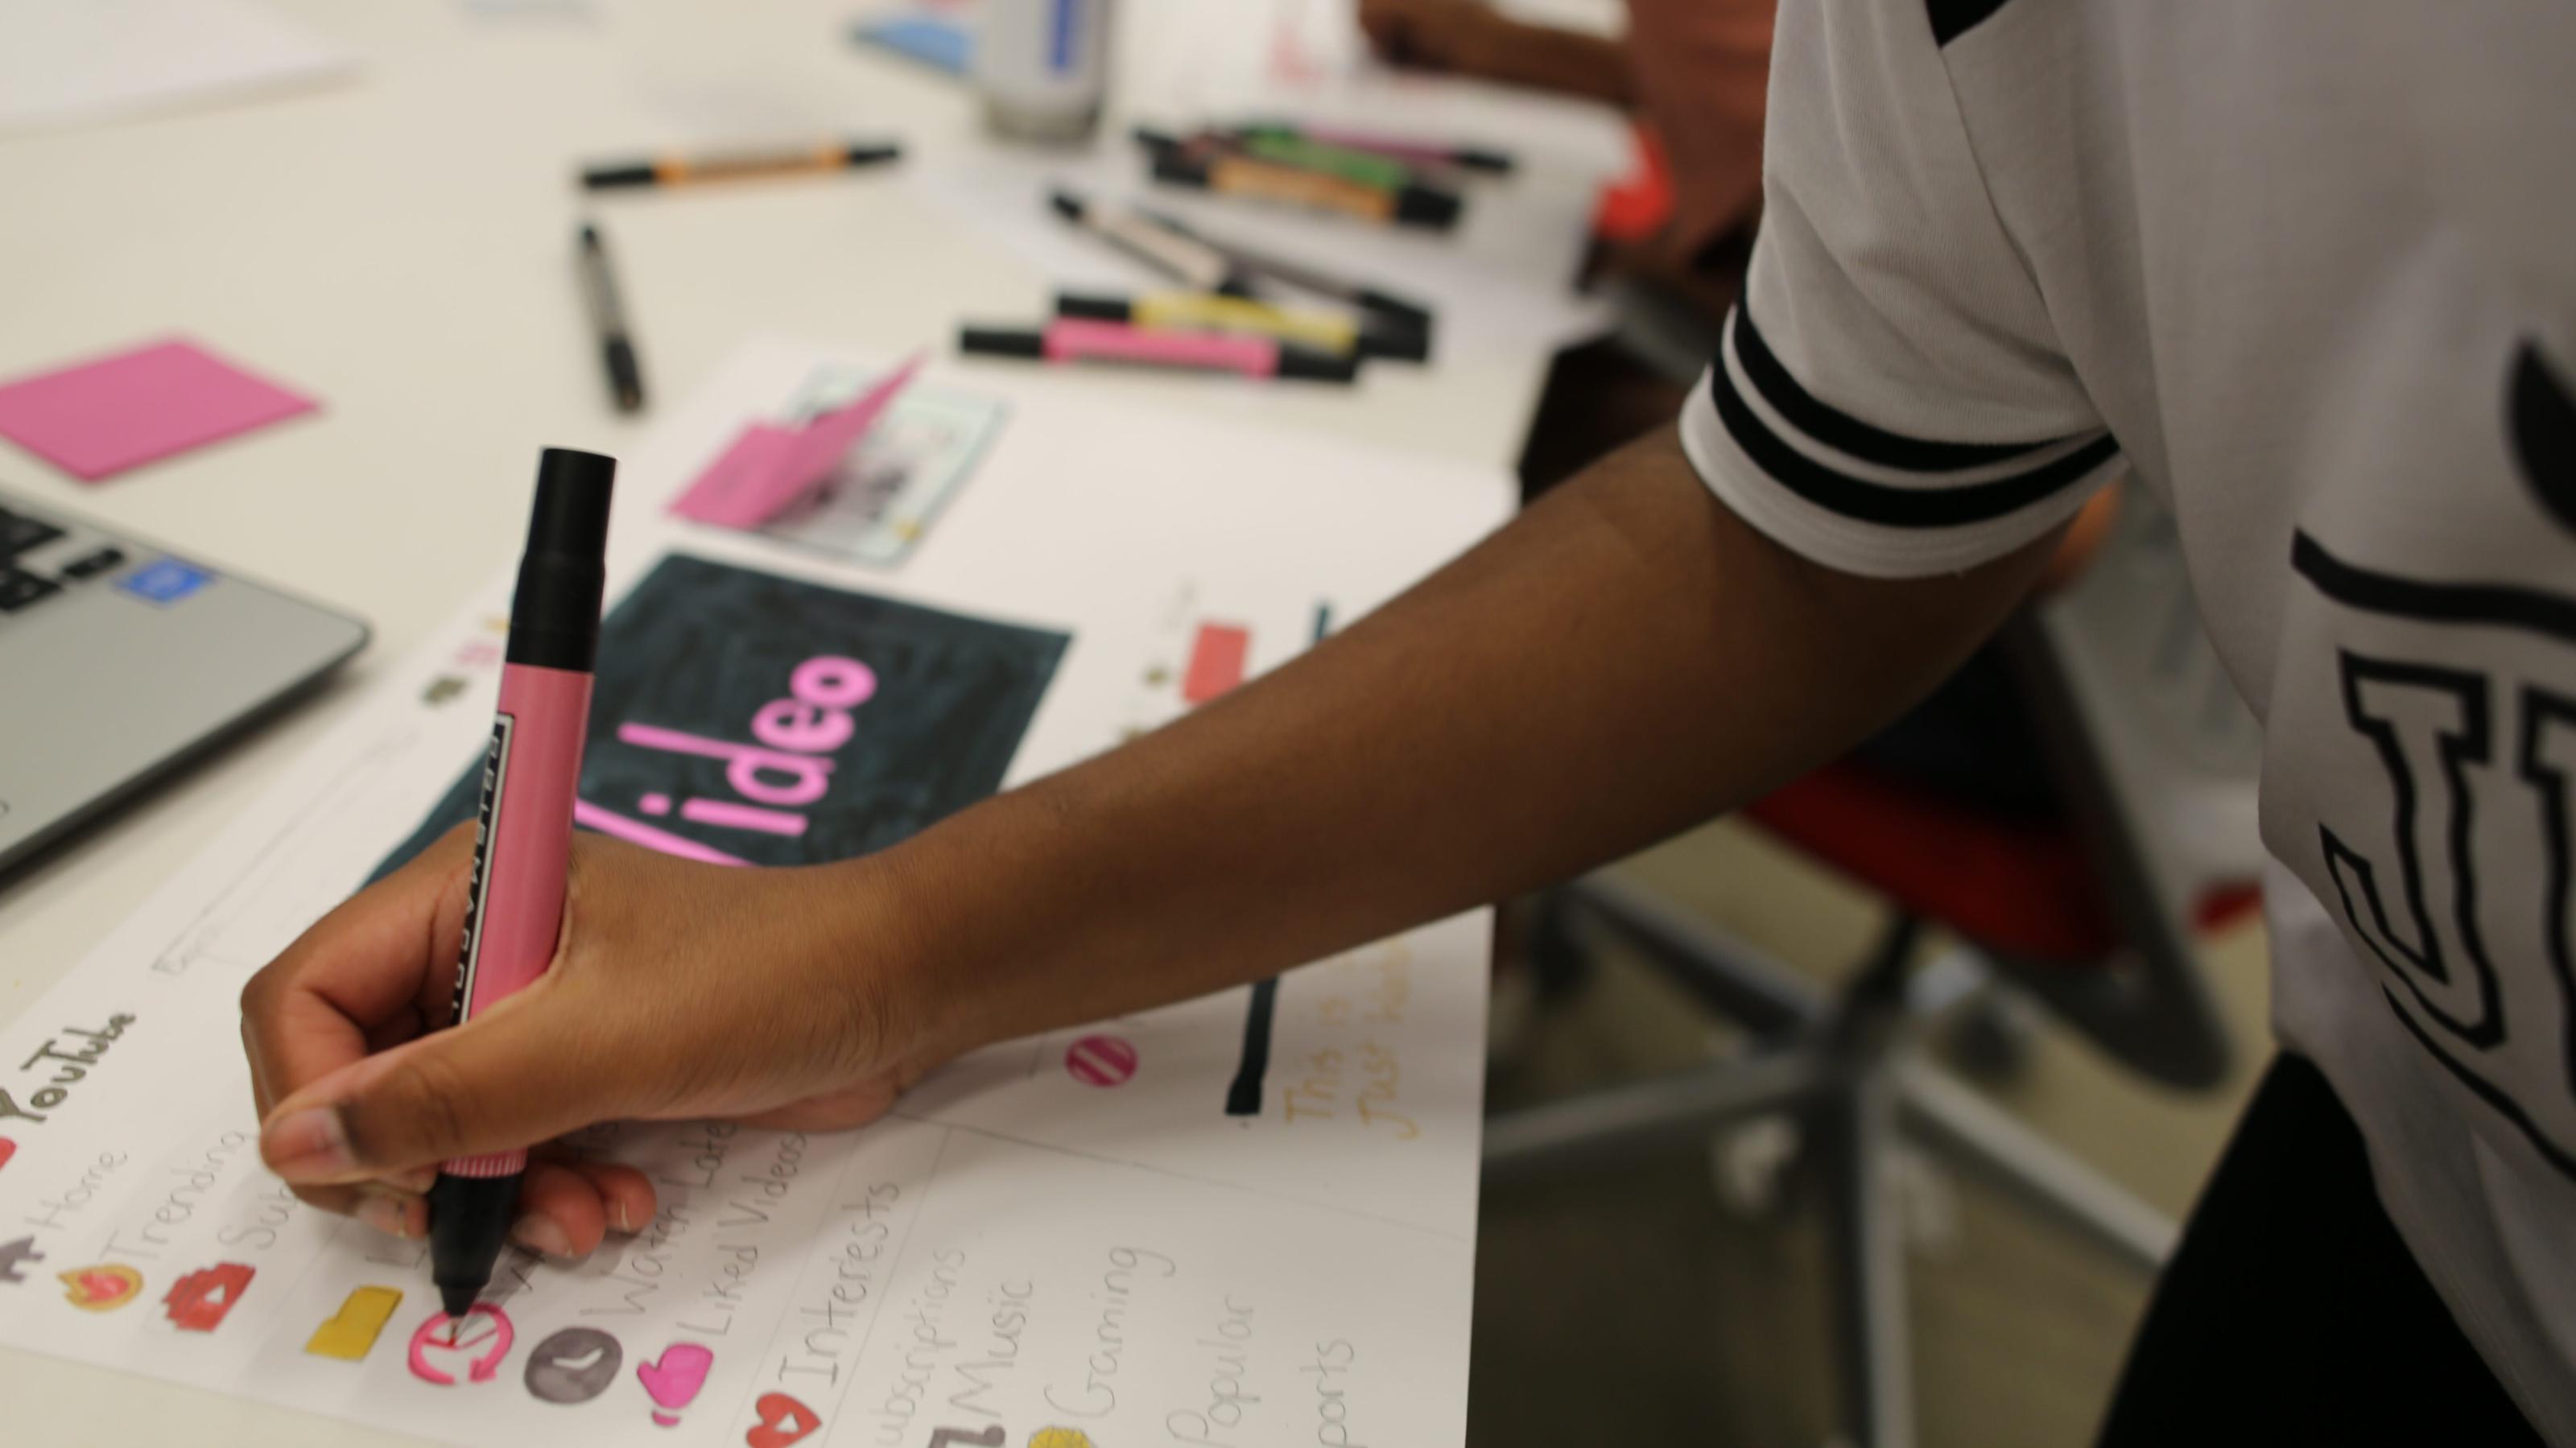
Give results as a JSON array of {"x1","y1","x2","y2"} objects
[
  {"x1": 669, "y1": 354, "x2": 924, "y2": 530},
  {"x1": 0, "y1": 338, "x2": 317, "y2": 482}
]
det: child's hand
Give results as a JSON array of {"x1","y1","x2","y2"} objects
[{"x1": 239, "y1": 824, "x2": 922, "y2": 1260}]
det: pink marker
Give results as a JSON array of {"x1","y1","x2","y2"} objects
[
  {"x1": 428, "y1": 448, "x2": 617, "y2": 1324},
  {"x1": 956, "y1": 317, "x2": 1359, "y2": 383}
]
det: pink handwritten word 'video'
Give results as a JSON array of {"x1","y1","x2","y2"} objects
[{"x1": 0, "y1": 339, "x2": 317, "y2": 482}]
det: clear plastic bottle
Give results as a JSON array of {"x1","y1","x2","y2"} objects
[{"x1": 976, "y1": 0, "x2": 1115, "y2": 142}]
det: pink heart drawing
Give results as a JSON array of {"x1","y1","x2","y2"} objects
[{"x1": 637, "y1": 1341, "x2": 715, "y2": 1427}]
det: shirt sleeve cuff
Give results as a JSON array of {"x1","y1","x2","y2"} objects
[{"x1": 1675, "y1": 317, "x2": 2124, "y2": 579}]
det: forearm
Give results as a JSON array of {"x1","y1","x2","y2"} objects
[
  {"x1": 1459, "y1": 20, "x2": 1635, "y2": 105},
  {"x1": 871, "y1": 432, "x2": 2061, "y2": 1064}
]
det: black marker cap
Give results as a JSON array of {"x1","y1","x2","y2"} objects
[
  {"x1": 580, "y1": 162, "x2": 657, "y2": 190},
  {"x1": 1055, "y1": 294, "x2": 1133, "y2": 322},
  {"x1": 1131, "y1": 125, "x2": 1189, "y2": 154},
  {"x1": 1356, "y1": 287, "x2": 1435, "y2": 332},
  {"x1": 1393, "y1": 184, "x2": 1463, "y2": 230},
  {"x1": 1277, "y1": 346, "x2": 1361, "y2": 384},
  {"x1": 1357, "y1": 320, "x2": 1432, "y2": 363},
  {"x1": 842, "y1": 142, "x2": 902, "y2": 167},
  {"x1": 429, "y1": 1174, "x2": 522, "y2": 1322},
  {"x1": 958, "y1": 324, "x2": 1046, "y2": 359},
  {"x1": 1151, "y1": 155, "x2": 1213, "y2": 190},
  {"x1": 602, "y1": 337, "x2": 645, "y2": 412},
  {"x1": 507, "y1": 448, "x2": 616, "y2": 672}
]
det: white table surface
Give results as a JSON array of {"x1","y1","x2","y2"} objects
[{"x1": 0, "y1": 2, "x2": 1612, "y2": 1440}]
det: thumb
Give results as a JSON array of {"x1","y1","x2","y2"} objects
[{"x1": 258, "y1": 986, "x2": 614, "y2": 1185}]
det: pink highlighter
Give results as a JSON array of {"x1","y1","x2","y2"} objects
[
  {"x1": 957, "y1": 316, "x2": 1360, "y2": 383},
  {"x1": 428, "y1": 448, "x2": 617, "y2": 1322}
]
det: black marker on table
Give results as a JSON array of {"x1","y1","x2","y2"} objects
[
  {"x1": 1133, "y1": 207, "x2": 1436, "y2": 339},
  {"x1": 577, "y1": 223, "x2": 645, "y2": 413}
]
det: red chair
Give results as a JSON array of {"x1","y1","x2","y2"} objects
[{"x1": 1484, "y1": 492, "x2": 2262, "y2": 1448}]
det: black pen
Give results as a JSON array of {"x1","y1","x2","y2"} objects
[
  {"x1": 577, "y1": 223, "x2": 645, "y2": 413},
  {"x1": 1133, "y1": 208, "x2": 1436, "y2": 340},
  {"x1": 1048, "y1": 188, "x2": 1250, "y2": 295}
]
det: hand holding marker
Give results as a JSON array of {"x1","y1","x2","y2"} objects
[{"x1": 429, "y1": 448, "x2": 616, "y2": 1322}]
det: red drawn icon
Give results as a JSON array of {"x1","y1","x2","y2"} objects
[
  {"x1": 163, "y1": 1263, "x2": 254, "y2": 1331},
  {"x1": 0, "y1": 1138, "x2": 14, "y2": 1173},
  {"x1": 745, "y1": 1392, "x2": 822, "y2": 1447},
  {"x1": 409, "y1": 1304, "x2": 515, "y2": 1386},
  {"x1": 60, "y1": 1264, "x2": 142, "y2": 1311},
  {"x1": 1180, "y1": 622, "x2": 1251, "y2": 705},
  {"x1": 1065, "y1": 1035, "x2": 1139, "y2": 1087}
]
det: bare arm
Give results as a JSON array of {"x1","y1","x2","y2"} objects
[
  {"x1": 1357, "y1": 0, "x2": 1637, "y2": 106},
  {"x1": 241, "y1": 428, "x2": 2061, "y2": 1248},
  {"x1": 877, "y1": 430, "x2": 2060, "y2": 1065}
]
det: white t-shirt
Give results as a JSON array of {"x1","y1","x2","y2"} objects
[{"x1": 1678, "y1": 1, "x2": 2576, "y2": 1436}]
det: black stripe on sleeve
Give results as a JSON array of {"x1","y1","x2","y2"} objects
[
  {"x1": 2292, "y1": 530, "x2": 2576, "y2": 644},
  {"x1": 1708, "y1": 364, "x2": 2119, "y2": 528},
  {"x1": 1730, "y1": 303, "x2": 2074, "y2": 471},
  {"x1": 1927, "y1": 0, "x2": 2013, "y2": 45}
]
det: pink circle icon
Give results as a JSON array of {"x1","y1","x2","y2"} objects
[{"x1": 1065, "y1": 1035, "x2": 1138, "y2": 1087}]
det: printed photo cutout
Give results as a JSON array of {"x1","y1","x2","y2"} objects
[{"x1": 374, "y1": 553, "x2": 1070, "y2": 879}]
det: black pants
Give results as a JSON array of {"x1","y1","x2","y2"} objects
[{"x1": 2099, "y1": 1054, "x2": 2543, "y2": 1445}]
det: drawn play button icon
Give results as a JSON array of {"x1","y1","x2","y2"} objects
[
  {"x1": 1065, "y1": 1034, "x2": 1139, "y2": 1087},
  {"x1": 163, "y1": 1263, "x2": 254, "y2": 1330}
]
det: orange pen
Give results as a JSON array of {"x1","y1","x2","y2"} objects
[{"x1": 580, "y1": 140, "x2": 899, "y2": 190}]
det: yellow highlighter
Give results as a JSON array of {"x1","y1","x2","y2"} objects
[{"x1": 1056, "y1": 291, "x2": 1425, "y2": 361}]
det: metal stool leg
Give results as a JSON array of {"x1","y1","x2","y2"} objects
[
  {"x1": 1483, "y1": 1050, "x2": 1827, "y2": 1179},
  {"x1": 1818, "y1": 1069, "x2": 1914, "y2": 1448},
  {"x1": 1895, "y1": 1058, "x2": 2177, "y2": 1273}
]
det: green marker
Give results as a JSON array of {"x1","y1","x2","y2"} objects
[{"x1": 1234, "y1": 132, "x2": 1419, "y2": 191}]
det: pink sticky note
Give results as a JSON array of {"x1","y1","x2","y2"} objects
[
  {"x1": 669, "y1": 354, "x2": 923, "y2": 530},
  {"x1": 671, "y1": 423, "x2": 802, "y2": 530},
  {"x1": 1182, "y1": 622, "x2": 1252, "y2": 704},
  {"x1": 0, "y1": 339, "x2": 317, "y2": 482}
]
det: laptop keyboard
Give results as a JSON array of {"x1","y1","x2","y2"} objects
[
  {"x1": 1, "y1": 510, "x2": 63, "y2": 559},
  {"x1": 0, "y1": 501, "x2": 129, "y2": 617}
]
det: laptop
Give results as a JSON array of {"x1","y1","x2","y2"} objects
[{"x1": 0, "y1": 485, "x2": 369, "y2": 877}]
